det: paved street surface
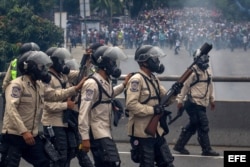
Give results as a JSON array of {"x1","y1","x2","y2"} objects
[{"x1": 19, "y1": 143, "x2": 250, "y2": 167}]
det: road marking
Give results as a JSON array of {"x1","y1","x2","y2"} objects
[{"x1": 119, "y1": 151, "x2": 223, "y2": 159}]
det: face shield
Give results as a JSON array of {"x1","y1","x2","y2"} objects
[
  {"x1": 96, "y1": 46, "x2": 128, "y2": 78},
  {"x1": 51, "y1": 48, "x2": 72, "y2": 74},
  {"x1": 27, "y1": 51, "x2": 53, "y2": 83},
  {"x1": 145, "y1": 46, "x2": 166, "y2": 74}
]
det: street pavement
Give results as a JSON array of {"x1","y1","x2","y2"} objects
[{"x1": 19, "y1": 143, "x2": 250, "y2": 167}]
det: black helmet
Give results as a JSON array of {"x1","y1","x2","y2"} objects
[
  {"x1": 25, "y1": 51, "x2": 53, "y2": 83},
  {"x1": 19, "y1": 42, "x2": 40, "y2": 55},
  {"x1": 193, "y1": 49, "x2": 209, "y2": 71},
  {"x1": 92, "y1": 46, "x2": 127, "y2": 78},
  {"x1": 45, "y1": 47, "x2": 58, "y2": 56},
  {"x1": 17, "y1": 51, "x2": 36, "y2": 75},
  {"x1": 134, "y1": 45, "x2": 166, "y2": 74},
  {"x1": 50, "y1": 47, "x2": 71, "y2": 74},
  {"x1": 65, "y1": 59, "x2": 79, "y2": 70},
  {"x1": 88, "y1": 43, "x2": 104, "y2": 54}
]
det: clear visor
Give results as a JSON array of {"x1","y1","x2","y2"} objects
[
  {"x1": 28, "y1": 51, "x2": 53, "y2": 69},
  {"x1": 147, "y1": 46, "x2": 166, "y2": 59},
  {"x1": 102, "y1": 46, "x2": 128, "y2": 62},
  {"x1": 37, "y1": 64, "x2": 50, "y2": 72},
  {"x1": 102, "y1": 46, "x2": 128, "y2": 68}
]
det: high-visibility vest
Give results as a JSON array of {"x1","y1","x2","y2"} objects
[{"x1": 10, "y1": 58, "x2": 17, "y2": 80}]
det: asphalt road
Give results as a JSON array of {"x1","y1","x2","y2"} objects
[{"x1": 19, "y1": 143, "x2": 250, "y2": 167}]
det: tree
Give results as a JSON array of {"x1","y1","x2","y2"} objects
[{"x1": 0, "y1": 4, "x2": 64, "y2": 71}]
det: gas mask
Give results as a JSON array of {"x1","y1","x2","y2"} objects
[
  {"x1": 146, "y1": 57, "x2": 165, "y2": 74},
  {"x1": 104, "y1": 59, "x2": 121, "y2": 78},
  {"x1": 52, "y1": 57, "x2": 70, "y2": 74},
  {"x1": 31, "y1": 64, "x2": 51, "y2": 83},
  {"x1": 196, "y1": 54, "x2": 209, "y2": 71}
]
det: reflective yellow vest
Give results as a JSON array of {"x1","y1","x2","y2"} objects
[{"x1": 10, "y1": 58, "x2": 17, "y2": 80}]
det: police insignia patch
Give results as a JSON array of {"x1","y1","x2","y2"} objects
[
  {"x1": 133, "y1": 139, "x2": 139, "y2": 146},
  {"x1": 130, "y1": 80, "x2": 139, "y2": 92},
  {"x1": 84, "y1": 89, "x2": 94, "y2": 101},
  {"x1": 11, "y1": 86, "x2": 21, "y2": 98}
]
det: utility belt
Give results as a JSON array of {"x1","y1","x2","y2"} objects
[{"x1": 184, "y1": 99, "x2": 206, "y2": 112}]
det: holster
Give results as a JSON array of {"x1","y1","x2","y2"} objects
[
  {"x1": 40, "y1": 135, "x2": 61, "y2": 162},
  {"x1": 130, "y1": 137, "x2": 140, "y2": 163},
  {"x1": 63, "y1": 109, "x2": 79, "y2": 129},
  {"x1": 112, "y1": 99, "x2": 124, "y2": 127}
]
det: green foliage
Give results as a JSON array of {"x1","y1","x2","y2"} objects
[{"x1": 0, "y1": 4, "x2": 64, "y2": 71}]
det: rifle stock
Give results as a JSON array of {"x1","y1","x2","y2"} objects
[{"x1": 144, "y1": 42, "x2": 212, "y2": 136}]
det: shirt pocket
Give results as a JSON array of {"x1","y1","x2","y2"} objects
[{"x1": 140, "y1": 89, "x2": 150, "y2": 102}]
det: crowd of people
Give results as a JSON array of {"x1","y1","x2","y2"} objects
[{"x1": 81, "y1": 7, "x2": 250, "y2": 55}]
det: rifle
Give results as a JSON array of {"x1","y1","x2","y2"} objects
[
  {"x1": 168, "y1": 106, "x2": 185, "y2": 125},
  {"x1": 63, "y1": 50, "x2": 91, "y2": 125},
  {"x1": 144, "y1": 42, "x2": 213, "y2": 136},
  {"x1": 75, "y1": 50, "x2": 92, "y2": 85}
]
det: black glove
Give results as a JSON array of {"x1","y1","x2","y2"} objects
[
  {"x1": 153, "y1": 104, "x2": 164, "y2": 115},
  {"x1": 172, "y1": 82, "x2": 183, "y2": 95}
]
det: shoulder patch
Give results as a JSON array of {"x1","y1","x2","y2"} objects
[
  {"x1": 130, "y1": 80, "x2": 139, "y2": 92},
  {"x1": 84, "y1": 89, "x2": 94, "y2": 101},
  {"x1": 11, "y1": 86, "x2": 21, "y2": 98}
]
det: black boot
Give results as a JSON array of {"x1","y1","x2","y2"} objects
[
  {"x1": 173, "y1": 128, "x2": 192, "y2": 155},
  {"x1": 198, "y1": 133, "x2": 220, "y2": 156}
]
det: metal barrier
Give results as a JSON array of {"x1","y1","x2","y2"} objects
[
  {"x1": 1, "y1": 72, "x2": 250, "y2": 82},
  {"x1": 119, "y1": 74, "x2": 250, "y2": 82}
]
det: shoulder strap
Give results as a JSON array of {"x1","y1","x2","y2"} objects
[
  {"x1": 48, "y1": 71, "x2": 66, "y2": 88},
  {"x1": 138, "y1": 72, "x2": 161, "y2": 104},
  {"x1": 190, "y1": 68, "x2": 200, "y2": 87},
  {"x1": 88, "y1": 76, "x2": 113, "y2": 109},
  {"x1": 188, "y1": 69, "x2": 211, "y2": 99}
]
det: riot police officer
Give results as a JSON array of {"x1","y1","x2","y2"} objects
[
  {"x1": 64, "y1": 58, "x2": 94, "y2": 167},
  {"x1": 125, "y1": 45, "x2": 182, "y2": 167},
  {"x1": 1, "y1": 42, "x2": 40, "y2": 166},
  {"x1": 173, "y1": 51, "x2": 220, "y2": 156},
  {"x1": 78, "y1": 46, "x2": 132, "y2": 167},
  {"x1": 2, "y1": 42, "x2": 40, "y2": 91},
  {"x1": 41, "y1": 47, "x2": 81, "y2": 167},
  {"x1": 1, "y1": 51, "x2": 85, "y2": 167}
]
